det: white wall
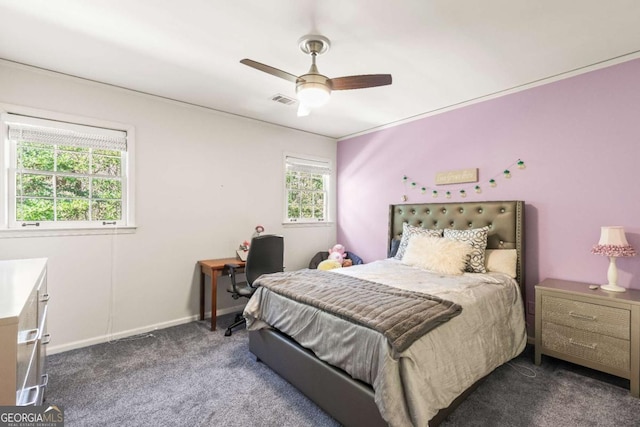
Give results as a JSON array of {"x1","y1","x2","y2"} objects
[{"x1": 0, "y1": 61, "x2": 337, "y2": 353}]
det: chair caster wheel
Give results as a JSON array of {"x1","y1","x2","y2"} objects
[{"x1": 224, "y1": 329, "x2": 232, "y2": 337}]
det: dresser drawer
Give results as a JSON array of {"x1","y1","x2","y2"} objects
[
  {"x1": 541, "y1": 321, "x2": 630, "y2": 371},
  {"x1": 541, "y1": 295, "x2": 630, "y2": 340}
]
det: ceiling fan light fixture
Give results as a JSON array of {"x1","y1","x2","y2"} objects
[
  {"x1": 241, "y1": 34, "x2": 391, "y2": 117},
  {"x1": 296, "y1": 83, "x2": 331, "y2": 108}
]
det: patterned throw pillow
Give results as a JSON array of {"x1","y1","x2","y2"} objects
[
  {"x1": 444, "y1": 226, "x2": 490, "y2": 273},
  {"x1": 394, "y1": 223, "x2": 443, "y2": 260}
]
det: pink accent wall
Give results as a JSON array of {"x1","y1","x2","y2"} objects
[{"x1": 337, "y1": 58, "x2": 640, "y2": 331}]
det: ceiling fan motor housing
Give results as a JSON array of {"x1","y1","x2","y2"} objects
[{"x1": 298, "y1": 35, "x2": 330, "y2": 56}]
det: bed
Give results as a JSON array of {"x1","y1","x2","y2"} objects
[{"x1": 245, "y1": 200, "x2": 526, "y2": 426}]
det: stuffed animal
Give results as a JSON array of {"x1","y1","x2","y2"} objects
[
  {"x1": 328, "y1": 251, "x2": 344, "y2": 264},
  {"x1": 318, "y1": 258, "x2": 342, "y2": 271},
  {"x1": 328, "y1": 244, "x2": 347, "y2": 262}
]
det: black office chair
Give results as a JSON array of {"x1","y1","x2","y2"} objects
[{"x1": 224, "y1": 234, "x2": 284, "y2": 336}]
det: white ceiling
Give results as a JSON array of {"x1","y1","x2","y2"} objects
[{"x1": 1, "y1": 1, "x2": 639, "y2": 139}]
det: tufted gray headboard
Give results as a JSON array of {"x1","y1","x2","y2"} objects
[{"x1": 388, "y1": 200, "x2": 525, "y2": 291}]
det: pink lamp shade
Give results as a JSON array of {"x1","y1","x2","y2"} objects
[
  {"x1": 591, "y1": 226, "x2": 636, "y2": 257},
  {"x1": 591, "y1": 226, "x2": 635, "y2": 293}
]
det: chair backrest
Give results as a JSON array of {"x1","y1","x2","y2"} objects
[{"x1": 245, "y1": 234, "x2": 284, "y2": 285}]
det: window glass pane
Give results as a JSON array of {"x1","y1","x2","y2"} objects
[
  {"x1": 92, "y1": 154, "x2": 121, "y2": 176},
  {"x1": 92, "y1": 200, "x2": 122, "y2": 221},
  {"x1": 92, "y1": 178, "x2": 122, "y2": 199},
  {"x1": 94, "y1": 148, "x2": 120, "y2": 156},
  {"x1": 314, "y1": 192, "x2": 325, "y2": 219},
  {"x1": 57, "y1": 150, "x2": 90, "y2": 174},
  {"x1": 17, "y1": 173, "x2": 54, "y2": 197},
  {"x1": 287, "y1": 190, "x2": 300, "y2": 218},
  {"x1": 58, "y1": 145, "x2": 89, "y2": 153},
  {"x1": 300, "y1": 192, "x2": 313, "y2": 218},
  {"x1": 56, "y1": 199, "x2": 90, "y2": 221},
  {"x1": 56, "y1": 176, "x2": 90, "y2": 198},
  {"x1": 286, "y1": 171, "x2": 298, "y2": 189},
  {"x1": 312, "y1": 176, "x2": 323, "y2": 190},
  {"x1": 17, "y1": 144, "x2": 54, "y2": 171},
  {"x1": 300, "y1": 173, "x2": 313, "y2": 190},
  {"x1": 16, "y1": 198, "x2": 54, "y2": 221}
]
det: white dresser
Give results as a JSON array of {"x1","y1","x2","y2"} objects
[{"x1": 0, "y1": 258, "x2": 50, "y2": 406}]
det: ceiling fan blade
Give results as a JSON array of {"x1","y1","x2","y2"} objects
[
  {"x1": 240, "y1": 59, "x2": 299, "y2": 83},
  {"x1": 330, "y1": 74, "x2": 392, "y2": 90}
]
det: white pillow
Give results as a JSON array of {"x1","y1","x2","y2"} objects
[
  {"x1": 394, "y1": 223, "x2": 443, "y2": 260},
  {"x1": 402, "y1": 235, "x2": 473, "y2": 275},
  {"x1": 485, "y1": 249, "x2": 518, "y2": 278}
]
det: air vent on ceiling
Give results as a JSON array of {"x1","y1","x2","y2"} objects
[{"x1": 270, "y1": 93, "x2": 297, "y2": 106}]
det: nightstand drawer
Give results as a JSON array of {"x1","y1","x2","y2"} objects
[
  {"x1": 542, "y1": 322, "x2": 630, "y2": 371},
  {"x1": 541, "y1": 295, "x2": 630, "y2": 340}
]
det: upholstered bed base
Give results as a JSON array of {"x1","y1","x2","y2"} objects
[
  {"x1": 248, "y1": 200, "x2": 525, "y2": 426},
  {"x1": 249, "y1": 328, "x2": 485, "y2": 426},
  {"x1": 249, "y1": 328, "x2": 386, "y2": 427}
]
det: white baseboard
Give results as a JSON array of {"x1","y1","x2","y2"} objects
[{"x1": 48, "y1": 304, "x2": 247, "y2": 355}]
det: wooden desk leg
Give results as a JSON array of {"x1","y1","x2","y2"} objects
[
  {"x1": 210, "y1": 270, "x2": 222, "y2": 331},
  {"x1": 199, "y1": 270, "x2": 205, "y2": 321}
]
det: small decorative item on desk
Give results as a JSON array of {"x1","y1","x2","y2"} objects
[
  {"x1": 591, "y1": 226, "x2": 636, "y2": 292},
  {"x1": 237, "y1": 240, "x2": 250, "y2": 262},
  {"x1": 252, "y1": 225, "x2": 264, "y2": 238},
  {"x1": 237, "y1": 225, "x2": 265, "y2": 261}
]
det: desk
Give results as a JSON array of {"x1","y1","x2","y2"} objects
[{"x1": 198, "y1": 258, "x2": 245, "y2": 331}]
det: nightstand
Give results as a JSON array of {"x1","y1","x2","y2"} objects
[{"x1": 534, "y1": 278, "x2": 640, "y2": 397}]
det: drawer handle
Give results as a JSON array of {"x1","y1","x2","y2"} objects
[
  {"x1": 40, "y1": 373, "x2": 49, "y2": 388},
  {"x1": 17, "y1": 385, "x2": 41, "y2": 406},
  {"x1": 40, "y1": 293, "x2": 50, "y2": 302},
  {"x1": 569, "y1": 311, "x2": 597, "y2": 321},
  {"x1": 42, "y1": 333, "x2": 51, "y2": 345},
  {"x1": 569, "y1": 338, "x2": 597, "y2": 350},
  {"x1": 20, "y1": 328, "x2": 39, "y2": 345}
]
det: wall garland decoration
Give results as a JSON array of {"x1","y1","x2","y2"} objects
[{"x1": 401, "y1": 159, "x2": 526, "y2": 202}]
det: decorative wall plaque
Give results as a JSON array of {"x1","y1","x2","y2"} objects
[{"x1": 435, "y1": 168, "x2": 478, "y2": 185}]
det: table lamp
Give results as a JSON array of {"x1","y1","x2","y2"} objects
[{"x1": 591, "y1": 226, "x2": 636, "y2": 292}]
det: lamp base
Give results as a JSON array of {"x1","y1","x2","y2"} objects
[{"x1": 601, "y1": 283, "x2": 626, "y2": 293}]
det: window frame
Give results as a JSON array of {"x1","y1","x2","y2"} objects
[
  {"x1": 283, "y1": 152, "x2": 333, "y2": 225},
  {"x1": 0, "y1": 104, "x2": 136, "y2": 237}
]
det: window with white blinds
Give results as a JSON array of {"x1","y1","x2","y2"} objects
[
  {"x1": 1, "y1": 112, "x2": 135, "y2": 231},
  {"x1": 284, "y1": 154, "x2": 332, "y2": 223}
]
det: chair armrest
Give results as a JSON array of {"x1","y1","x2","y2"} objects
[
  {"x1": 225, "y1": 263, "x2": 244, "y2": 271},
  {"x1": 225, "y1": 263, "x2": 245, "y2": 293}
]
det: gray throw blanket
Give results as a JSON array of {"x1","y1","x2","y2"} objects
[{"x1": 254, "y1": 269, "x2": 462, "y2": 353}]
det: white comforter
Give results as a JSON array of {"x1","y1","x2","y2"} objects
[{"x1": 245, "y1": 259, "x2": 527, "y2": 426}]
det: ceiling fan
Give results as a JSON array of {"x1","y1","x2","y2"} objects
[{"x1": 240, "y1": 35, "x2": 392, "y2": 116}]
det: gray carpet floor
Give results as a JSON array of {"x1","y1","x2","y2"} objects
[{"x1": 47, "y1": 315, "x2": 640, "y2": 426}]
